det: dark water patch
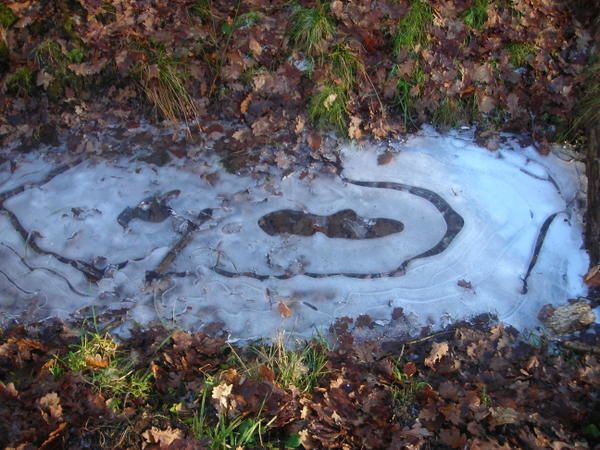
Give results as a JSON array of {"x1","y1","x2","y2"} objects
[{"x1": 258, "y1": 209, "x2": 404, "y2": 240}]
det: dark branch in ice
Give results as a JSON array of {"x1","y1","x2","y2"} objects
[
  {"x1": 1, "y1": 243, "x2": 93, "y2": 297},
  {"x1": 1, "y1": 208, "x2": 107, "y2": 282},
  {"x1": 145, "y1": 208, "x2": 213, "y2": 283},
  {"x1": 521, "y1": 211, "x2": 562, "y2": 294},
  {"x1": 0, "y1": 268, "x2": 35, "y2": 295}
]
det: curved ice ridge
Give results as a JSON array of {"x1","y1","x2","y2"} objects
[{"x1": 213, "y1": 177, "x2": 465, "y2": 279}]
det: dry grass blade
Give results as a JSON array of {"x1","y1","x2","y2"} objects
[{"x1": 141, "y1": 60, "x2": 199, "y2": 133}]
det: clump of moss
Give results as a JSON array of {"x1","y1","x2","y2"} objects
[
  {"x1": 464, "y1": 0, "x2": 489, "y2": 30},
  {"x1": 507, "y1": 42, "x2": 535, "y2": 67},
  {"x1": 0, "y1": 4, "x2": 17, "y2": 28},
  {"x1": 393, "y1": 0, "x2": 433, "y2": 55},
  {"x1": 6, "y1": 67, "x2": 33, "y2": 96}
]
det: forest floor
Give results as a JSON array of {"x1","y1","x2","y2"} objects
[
  {"x1": 1, "y1": 314, "x2": 599, "y2": 450},
  {"x1": 1, "y1": 1, "x2": 599, "y2": 449}
]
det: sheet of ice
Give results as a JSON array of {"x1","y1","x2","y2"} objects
[{"x1": 0, "y1": 128, "x2": 589, "y2": 339}]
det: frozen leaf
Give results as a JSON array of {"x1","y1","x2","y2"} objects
[
  {"x1": 424, "y1": 341, "x2": 449, "y2": 369},
  {"x1": 278, "y1": 301, "x2": 293, "y2": 318},
  {"x1": 377, "y1": 151, "x2": 394, "y2": 165},
  {"x1": 457, "y1": 279, "x2": 473, "y2": 289}
]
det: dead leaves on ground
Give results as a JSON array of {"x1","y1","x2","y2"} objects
[
  {"x1": 0, "y1": 0, "x2": 596, "y2": 153},
  {"x1": 1, "y1": 319, "x2": 599, "y2": 449}
]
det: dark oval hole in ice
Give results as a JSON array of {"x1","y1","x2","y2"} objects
[{"x1": 258, "y1": 209, "x2": 404, "y2": 240}]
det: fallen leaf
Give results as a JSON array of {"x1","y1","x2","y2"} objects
[
  {"x1": 141, "y1": 426, "x2": 185, "y2": 447},
  {"x1": 348, "y1": 116, "x2": 362, "y2": 139},
  {"x1": 424, "y1": 341, "x2": 449, "y2": 369},
  {"x1": 249, "y1": 37, "x2": 262, "y2": 57},
  {"x1": 584, "y1": 265, "x2": 600, "y2": 287},
  {"x1": 307, "y1": 132, "x2": 321, "y2": 151},
  {"x1": 38, "y1": 392, "x2": 63, "y2": 422},
  {"x1": 323, "y1": 93, "x2": 338, "y2": 110},
  {"x1": 489, "y1": 407, "x2": 519, "y2": 427},
  {"x1": 240, "y1": 93, "x2": 252, "y2": 115},
  {"x1": 212, "y1": 382, "x2": 233, "y2": 413}
]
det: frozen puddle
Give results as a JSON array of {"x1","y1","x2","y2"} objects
[{"x1": 0, "y1": 130, "x2": 589, "y2": 339}]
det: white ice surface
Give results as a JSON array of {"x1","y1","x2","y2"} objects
[{"x1": 0, "y1": 128, "x2": 589, "y2": 339}]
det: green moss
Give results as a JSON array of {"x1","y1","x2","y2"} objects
[
  {"x1": 289, "y1": 4, "x2": 335, "y2": 57},
  {"x1": 308, "y1": 84, "x2": 349, "y2": 134},
  {"x1": 393, "y1": 0, "x2": 433, "y2": 55},
  {"x1": 0, "y1": 4, "x2": 17, "y2": 28},
  {"x1": 6, "y1": 67, "x2": 33, "y2": 96},
  {"x1": 234, "y1": 11, "x2": 261, "y2": 29},
  {"x1": 464, "y1": 0, "x2": 488, "y2": 30},
  {"x1": 66, "y1": 47, "x2": 86, "y2": 64},
  {"x1": 507, "y1": 42, "x2": 535, "y2": 67}
]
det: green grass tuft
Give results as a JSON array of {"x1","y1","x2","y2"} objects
[
  {"x1": 308, "y1": 84, "x2": 349, "y2": 135},
  {"x1": 55, "y1": 332, "x2": 152, "y2": 405},
  {"x1": 140, "y1": 49, "x2": 199, "y2": 129},
  {"x1": 507, "y1": 42, "x2": 535, "y2": 67},
  {"x1": 464, "y1": 0, "x2": 489, "y2": 30},
  {"x1": 391, "y1": 63, "x2": 424, "y2": 127},
  {"x1": 191, "y1": 0, "x2": 211, "y2": 20},
  {"x1": 393, "y1": 0, "x2": 433, "y2": 55},
  {"x1": 289, "y1": 4, "x2": 335, "y2": 57},
  {"x1": 329, "y1": 43, "x2": 363, "y2": 90},
  {"x1": 0, "y1": 4, "x2": 17, "y2": 28},
  {"x1": 570, "y1": 57, "x2": 600, "y2": 134},
  {"x1": 190, "y1": 377, "x2": 276, "y2": 449},
  {"x1": 251, "y1": 333, "x2": 329, "y2": 393},
  {"x1": 432, "y1": 97, "x2": 475, "y2": 130}
]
